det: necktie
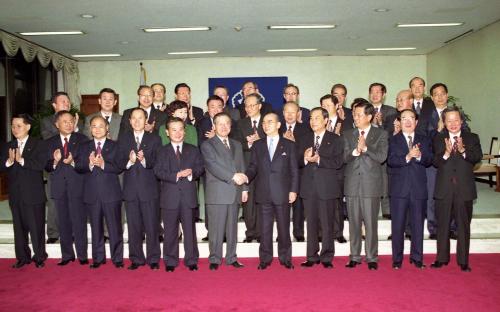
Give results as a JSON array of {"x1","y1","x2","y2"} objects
[
  {"x1": 314, "y1": 135, "x2": 320, "y2": 154},
  {"x1": 223, "y1": 139, "x2": 230, "y2": 150},
  {"x1": 415, "y1": 101, "x2": 421, "y2": 114},
  {"x1": 408, "y1": 135, "x2": 413, "y2": 150},
  {"x1": 136, "y1": 136, "x2": 141, "y2": 151},
  {"x1": 63, "y1": 137, "x2": 69, "y2": 158},
  {"x1": 288, "y1": 125, "x2": 292, "y2": 133},
  {"x1": 452, "y1": 136, "x2": 459, "y2": 153},
  {"x1": 175, "y1": 145, "x2": 181, "y2": 161},
  {"x1": 18, "y1": 141, "x2": 24, "y2": 156},
  {"x1": 96, "y1": 141, "x2": 102, "y2": 156},
  {"x1": 268, "y1": 138, "x2": 275, "y2": 160},
  {"x1": 105, "y1": 115, "x2": 110, "y2": 123},
  {"x1": 252, "y1": 120, "x2": 257, "y2": 133},
  {"x1": 360, "y1": 130, "x2": 365, "y2": 137}
]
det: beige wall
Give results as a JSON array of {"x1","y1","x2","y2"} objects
[
  {"x1": 427, "y1": 21, "x2": 500, "y2": 149},
  {"x1": 78, "y1": 55, "x2": 426, "y2": 113}
]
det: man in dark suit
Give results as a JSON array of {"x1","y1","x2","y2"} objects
[
  {"x1": 118, "y1": 107, "x2": 162, "y2": 270},
  {"x1": 331, "y1": 83, "x2": 354, "y2": 130},
  {"x1": 298, "y1": 107, "x2": 344, "y2": 269},
  {"x1": 387, "y1": 109, "x2": 432, "y2": 269},
  {"x1": 279, "y1": 101, "x2": 311, "y2": 242},
  {"x1": 214, "y1": 85, "x2": 240, "y2": 121},
  {"x1": 45, "y1": 111, "x2": 89, "y2": 266},
  {"x1": 154, "y1": 117, "x2": 204, "y2": 272},
  {"x1": 76, "y1": 115, "x2": 124, "y2": 269},
  {"x1": 430, "y1": 107, "x2": 482, "y2": 272},
  {"x1": 197, "y1": 95, "x2": 224, "y2": 145},
  {"x1": 1, "y1": 114, "x2": 48, "y2": 268},
  {"x1": 41, "y1": 91, "x2": 84, "y2": 244},
  {"x1": 119, "y1": 85, "x2": 167, "y2": 138},
  {"x1": 283, "y1": 83, "x2": 310, "y2": 124},
  {"x1": 201, "y1": 112, "x2": 248, "y2": 270},
  {"x1": 234, "y1": 93, "x2": 266, "y2": 242},
  {"x1": 151, "y1": 83, "x2": 168, "y2": 111},
  {"x1": 175, "y1": 83, "x2": 204, "y2": 125},
  {"x1": 409, "y1": 77, "x2": 434, "y2": 116},
  {"x1": 344, "y1": 100, "x2": 388, "y2": 270},
  {"x1": 84, "y1": 88, "x2": 122, "y2": 141},
  {"x1": 236, "y1": 81, "x2": 274, "y2": 119},
  {"x1": 246, "y1": 112, "x2": 299, "y2": 270}
]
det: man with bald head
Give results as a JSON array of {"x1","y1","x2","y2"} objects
[{"x1": 386, "y1": 89, "x2": 414, "y2": 136}]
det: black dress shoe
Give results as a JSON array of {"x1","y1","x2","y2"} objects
[
  {"x1": 114, "y1": 262, "x2": 124, "y2": 268},
  {"x1": 188, "y1": 264, "x2": 198, "y2": 271},
  {"x1": 150, "y1": 263, "x2": 160, "y2": 270},
  {"x1": 280, "y1": 261, "x2": 294, "y2": 269},
  {"x1": 89, "y1": 261, "x2": 106, "y2": 269},
  {"x1": 409, "y1": 259, "x2": 426, "y2": 269},
  {"x1": 12, "y1": 260, "x2": 30, "y2": 269},
  {"x1": 362, "y1": 235, "x2": 366, "y2": 240},
  {"x1": 392, "y1": 262, "x2": 402, "y2": 269},
  {"x1": 382, "y1": 214, "x2": 391, "y2": 220},
  {"x1": 229, "y1": 261, "x2": 244, "y2": 268},
  {"x1": 367, "y1": 262, "x2": 378, "y2": 270},
  {"x1": 79, "y1": 259, "x2": 89, "y2": 265},
  {"x1": 165, "y1": 266, "x2": 175, "y2": 272},
  {"x1": 209, "y1": 263, "x2": 219, "y2": 271},
  {"x1": 201, "y1": 236, "x2": 209, "y2": 242},
  {"x1": 336, "y1": 236, "x2": 347, "y2": 243},
  {"x1": 430, "y1": 261, "x2": 449, "y2": 268},
  {"x1": 178, "y1": 233, "x2": 183, "y2": 242},
  {"x1": 429, "y1": 234, "x2": 437, "y2": 240},
  {"x1": 322, "y1": 262, "x2": 333, "y2": 269},
  {"x1": 158, "y1": 235, "x2": 164, "y2": 243},
  {"x1": 300, "y1": 260, "x2": 320, "y2": 267},
  {"x1": 460, "y1": 264, "x2": 471, "y2": 272},
  {"x1": 104, "y1": 236, "x2": 109, "y2": 242},
  {"x1": 257, "y1": 262, "x2": 270, "y2": 270},
  {"x1": 345, "y1": 260, "x2": 362, "y2": 268},
  {"x1": 449, "y1": 232, "x2": 458, "y2": 240},
  {"x1": 34, "y1": 260, "x2": 45, "y2": 268},
  {"x1": 128, "y1": 263, "x2": 144, "y2": 270},
  {"x1": 387, "y1": 234, "x2": 392, "y2": 240},
  {"x1": 295, "y1": 236, "x2": 305, "y2": 242},
  {"x1": 46, "y1": 237, "x2": 59, "y2": 244},
  {"x1": 243, "y1": 237, "x2": 254, "y2": 243},
  {"x1": 57, "y1": 258, "x2": 75, "y2": 266},
  {"x1": 405, "y1": 234, "x2": 412, "y2": 240}
]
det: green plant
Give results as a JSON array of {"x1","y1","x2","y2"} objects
[
  {"x1": 30, "y1": 101, "x2": 83, "y2": 138},
  {"x1": 447, "y1": 95, "x2": 471, "y2": 122}
]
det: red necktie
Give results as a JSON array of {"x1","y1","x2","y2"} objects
[
  {"x1": 175, "y1": 145, "x2": 181, "y2": 162},
  {"x1": 63, "y1": 137, "x2": 69, "y2": 158},
  {"x1": 360, "y1": 130, "x2": 365, "y2": 137},
  {"x1": 96, "y1": 141, "x2": 102, "y2": 156},
  {"x1": 252, "y1": 120, "x2": 257, "y2": 133},
  {"x1": 452, "y1": 136, "x2": 459, "y2": 153}
]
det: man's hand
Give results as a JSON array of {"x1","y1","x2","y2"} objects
[
  {"x1": 242, "y1": 191, "x2": 248, "y2": 203},
  {"x1": 232, "y1": 173, "x2": 248, "y2": 185},
  {"x1": 337, "y1": 105, "x2": 345, "y2": 120},
  {"x1": 204, "y1": 129, "x2": 216, "y2": 139},
  {"x1": 129, "y1": 150, "x2": 137, "y2": 163},
  {"x1": 14, "y1": 148, "x2": 23, "y2": 163},
  {"x1": 374, "y1": 112, "x2": 383, "y2": 126},
  {"x1": 95, "y1": 154, "x2": 105, "y2": 169},
  {"x1": 283, "y1": 130, "x2": 295, "y2": 142},
  {"x1": 289, "y1": 192, "x2": 297, "y2": 204},
  {"x1": 297, "y1": 110, "x2": 303, "y2": 123},
  {"x1": 53, "y1": 149, "x2": 62, "y2": 164},
  {"x1": 7, "y1": 148, "x2": 16, "y2": 165},
  {"x1": 393, "y1": 119, "x2": 401, "y2": 135},
  {"x1": 456, "y1": 137, "x2": 466, "y2": 154},
  {"x1": 357, "y1": 135, "x2": 366, "y2": 153},
  {"x1": 444, "y1": 138, "x2": 453, "y2": 158},
  {"x1": 176, "y1": 168, "x2": 193, "y2": 179},
  {"x1": 137, "y1": 150, "x2": 145, "y2": 162},
  {"x1": 246, "y1": 133, "x2": 260, "y2": 145},
  {"x1": 334, "y1": 123, "x2": 342, "y2": 135},
  {"x1": 62, "y1": 152, "x2": 74, "y2": 165}
]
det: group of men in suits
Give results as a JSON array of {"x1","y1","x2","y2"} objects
[{"x1": 1, "y1": 77, "x2": 482, "y2": 273}]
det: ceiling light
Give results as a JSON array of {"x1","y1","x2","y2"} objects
[
  {"x1": 72, "y1": 54, "x2": 121, "y2": 58},
  {"x1": 365, "y1": 47, "x2": 416, "y2": 51},
  {"x1": 80, "y1": 14, "x2": 95, "y2": 19},
  {"x1": 19, "y1": 31, "x2": 85, "y2": 36},
  {"x1": 374, "y1": 8, "x2": 390, "y2": 12},
  {"x1": 266, "y1": 48, "x2": 318, "y2": 52},
  {"x1": 268, "y1": 25, "x2": 336, "y2": 30},
  {"x1": 143, "y1": 27, "x2": 211, "y2": 32},
  {"x1": 397, "y1": 22, "x2": 464, "y2": 27},
  {"x1": 167, "y1": 51, "x2": 218, "y2": 55}
]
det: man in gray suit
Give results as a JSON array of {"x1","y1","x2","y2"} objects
[
  {"x1": 343, "y1": 100, "x2": 388, "y2": 270},
  {"x1": 83, "y1": 88, "x2": 122, "y2": 141},
  {"x1": 201, "y1": 112, "x2": 248, "y2": 271},
  {"x1": 41, "y1": 91, "x2": 84, "y2": 244}
]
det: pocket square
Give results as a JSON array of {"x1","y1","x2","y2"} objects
[{"x1": 281, "y1": 152, "x2": 287, "y2": 156}]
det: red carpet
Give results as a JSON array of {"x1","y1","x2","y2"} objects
[{"x1": 1, "y1": 254, "x2": 499, "y2": 311}]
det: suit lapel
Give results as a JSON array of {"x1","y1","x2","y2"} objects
[
  {"x1": 22, "y1": 137, "x2": 34, "y2": 157},
  {"x1": 271, "y1": 139, "x2": 285, "y2": 162}
]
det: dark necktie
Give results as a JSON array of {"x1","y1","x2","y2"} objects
[
  {"x1": 175, "y1": 145, "x2": 181, "y2": 161},
  {"x1": 63, "y1": 137, "x2": 69, "y2": 158},
  {"x1": 452, "y1": 136, "x2": 459, "y2": 153},
  {"x1": 314, "y1": 135, "x2": 320, "y2": 154},
  {"x1": 105, "y1": 115, "x2": 110, "y2": 123},
  {"x1": 223, "y1": 139, "x2": 230, "y2": 150},
  {"x1": 252, "y1": 120, "x2": 257, "y2": 133},
  {"x1": 360, "y1": 130, "x2": 365, "y2": 137},
  {"x1": 136, "y1": 136, "x2": 141, "y2": 151},
  {"x1": 288, "y1": 125, "x2": 292, "y2": 133},
  {"x1": 96, "y1": 141, "x2": 102, "y2": 156},
  {"x1": 408, "y1": 135, "x2": 413, "y2": 150},
  {"x1": 415, "y1": 101, "x2": 421, "y2": 114}
]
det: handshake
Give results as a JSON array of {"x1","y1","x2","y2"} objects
[{"x1": 232, "y1": 172, "x2": 248, "y2": 185}]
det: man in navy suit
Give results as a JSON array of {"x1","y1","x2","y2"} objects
[
  {"x1": 118, "y1": 107, "x2": 162, "y2": 270},
  {"x1": 246, "y1": 113, "x2": 299, "y2": 270},
  {"x1": 154, "y1": 117, "x2": 205, "y2": 272},
  {"x1": 279, "y1": 101, "x2": 311, "y2": 242},
  {"x1": 45, "y1": 111, "x2": 89, "y2": 266},
  {"x1": 331, "y1": 83, "x2": 354, "y2": 130},
  {"x1": 1, "y1": 114, "x2": 48, "y2": 268},
  {"x1": 282, "y1": 83, "x2": 310, "y2": 124},
  {"x1": 298, "y1": 107, "x2": 344, "y2": 269},
  {"x1": 387, "y1": 109, "x2": 432, "y2": 269},
  {"x1": 409, "y1": 77, "x2": 434, "y2": 116},
  {"x1": 76, "y1": 115, "x2": 123, "y2": 269},
  {"x1": 197, "y1": 95, "x2": 224, "y2": 144}
]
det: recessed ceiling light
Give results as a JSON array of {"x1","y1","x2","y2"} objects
[
  {"x1": 167, "y1": 51, "x2": 218, "y2": 55},
  {"x1": 19, "y1": 31, "x2": 85, "y2": 36},
  {"x1": 266, "y1": 48, "x2": 318, "y2": 52},
  {"x1": 119, "y1": 41, "x2": 129, "y2": 44},
  {"x1": 374, "y1": 8, "x2": 390, "y2": 12},
  {"x1": 365, "y1": 47, "x2": 416, "y2": 51},
  {"x1": 80, "y1": 14, "x2": 95, "y2": 19},
  {"x1": 397, "y1": 22, "x2": 464, "y2": 27},
  {"x1": 72, "y1": 54, "x2": 121, "y2": 58},
  {"x1": 143, "y1": 27, "x2": 211, "y2": 32},
  {"x1": 268, "y1": 25, "x2": 336, "y2": 30}
]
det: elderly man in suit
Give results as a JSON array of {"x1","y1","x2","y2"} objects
[
  {"x1": 409, "y1": 77, "x2": 434, "y2": 116},
  {"x1": 118, "y1": 107, "x2": 162, "y2": 271},
  {"x1": 201, "y1": 112, "x2": 248, "y2": 271},
  {"x1": 246, "y1": 112, "x2": 299, "y2": 270},
  {"x1": 430, "y1": 107, "x2": 482, "y2": 272},
  {"x1": 282, "y1": 83, "x2": 310, "y2": 124},
  {"x1": 197, "y1": 95, "x2": 224, "y2": 145},
  {"x1": 298, "y1": 107, "x2": 344, "y2": 269},
  {"x1": 387, "y1": 109, "x2": 432, "y2": 269},
  {"x1": 41, "y1": 91, "x2": 84, "y2": 244},
  {"x1": 1, "y1": 114, "x2": 48, "y2": 268},
  {"x1": 279, "y1": 101, "x2": 311, "y2": 242},
  {"x1": 236, "y1": 81, "x2": 274, "y2": 119},
  {"x1": 45, "y1": 111, "x2": 89, "y2": 266},
  {"x1": 151, "y1": 83, "x2": 168, "y2": 111},
  {"x1": 213, "y1": 85, "x2": 240, "y2": 121},
  {"x1": 155, "y1": 117, "x2": 204, "y2": 272},
  {"x1": 175, "y1": 83, "x2": 204, "y2": 125},
  {"x1": 84, "y1": 88, "x2": 122, "y2": 140},
  {"x1": 344, "y1": 100, "x2": 388, "y2": 270},
  {"x1": 331, "y1": 83, "x2": 354, "y2": 130}
]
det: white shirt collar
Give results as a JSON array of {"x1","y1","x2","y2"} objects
[
  {"x1": 101, "y1": 111, "x2": 112, "y2": 118},
  {"x1": 449, "y1": 131, "x2": 461, "y2": 140},
  {"x1": 17, "y1": 135, "x2": 29, "y2": 146},
  {"x1": 358, "y1": 125, "x2": 371, "y2": 137},
  {"x1": 94, "y1": 138, "x2": 106, "y2": 147},
  {"x1": 286, "y1": 122, "x2": 296, "y2": 131},
  {"x1": 313, "y1": 130, "x2": 326, "y2": 146},
  {"x1": 60, "y1": 133, "x2": 71, "y2": 145},
  {"x1": 267, "y1": 134, "x2": 280, "y2": 145},
  {"x1": 171, "y1": 141, "x2": 183, "y2": 153},
  {"x1": 133, "y1": 130, "x2": 145, "y2": 142}
]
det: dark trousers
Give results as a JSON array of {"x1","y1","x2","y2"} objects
[
  {"x1": 333, "y1": 198, "x2": 345, "y2": 238},
  {"x1": 54, "y1": 196, "x2": 88, "y2": 261},
  {"x1": 435, "y1": 188, "x2": 473, "y2": 266},
  {"x1": 292, "y1": 197, "x2": 305, "y2": 239},
  {"x1": 87, "y1": 200, "x2": 123, "y2": 264},
  {"x1": 125, "y1": 199, "x2": 160, "y2": 265},
  {"x1": 243, "y1": 180, "x2": 260, "y2": 239},
  {"x1": 163, "y1": 205, "x2": 199, "y2": 267},
  {"x1": 10, "y1": 202, "x2": 47, "y2": 263},
  {"x1": 390, "y1": 197, "x2": 425, "y2": 263},
  {"x1": 46, "y1": 178, "x2": 59, "y2": 239},
  {"x1": 259, "y1": 203, "x2": 292, "y2": 264},
  {"x1": 303, "y1": 197, "x2": 335, "y2": 263}
]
